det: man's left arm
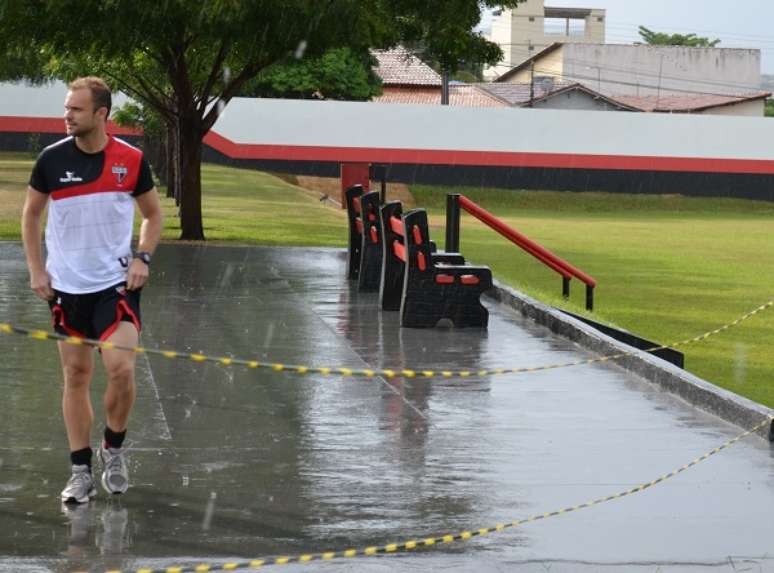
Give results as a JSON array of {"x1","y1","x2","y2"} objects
[{"x1": 127, "y1": 188, "x2": 163, "y2": 291}]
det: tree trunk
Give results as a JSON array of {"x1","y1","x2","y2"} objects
[
  {"x1": 165, "y1": 119, "x2": 179, "y2": 201},
  {"x1": 143, "y1": 131, "x2": 167, "y2": 187},
  {"x1": 178, "y1": 114, "x2": 205, "y2": 240}
]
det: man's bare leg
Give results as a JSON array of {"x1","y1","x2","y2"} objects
[
  {"x1": 59, "y1": 342, "x2": 95, "y2": 452},
  {"x1": 59, "y1": 342, "x2": 97, "y2": 503},
  {"x1": 101, "y1": 322, "x2": 138, "y2": 433},
  {"x1": 98, "y1": 321, "x2": 138, "y2": 495}
]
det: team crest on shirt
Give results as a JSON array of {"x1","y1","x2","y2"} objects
[{"x1": 112, "y1": 164, "x2": 128, "y2": 185}]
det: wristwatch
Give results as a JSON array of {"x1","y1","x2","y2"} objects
[{"x1": 135, "y1": 251, "x2": 152, "y2": 266}]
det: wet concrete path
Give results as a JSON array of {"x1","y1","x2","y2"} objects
[{"x1": 1, "y1": 242, "x2": 773, "y2": 572}]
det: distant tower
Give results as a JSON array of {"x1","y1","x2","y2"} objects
[{"x1": 485, "y1": 0, "x2": 605, "y2": 80}]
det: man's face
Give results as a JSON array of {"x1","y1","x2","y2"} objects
[{"x1": 64, "y1": 88, "x2": 105, "y2": 137}]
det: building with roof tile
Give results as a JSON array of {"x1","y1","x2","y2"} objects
[{"x1": 370, "y1": 46, "x2": 507, "y2": 107}]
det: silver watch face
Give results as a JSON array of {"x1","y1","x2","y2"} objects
[{"x1": 137, "y1": 252, "x2": 151, "y2": 264}]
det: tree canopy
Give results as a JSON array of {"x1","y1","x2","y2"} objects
[
  {"x1": 1, "y1": 0, "x2": 523, "y2": 240},
  {"x1": 638, "y1": 26, "x2": 721, "y2": 48},
  {"x1": 244, "y1": 48, "x2": 382, "y2": 101}
]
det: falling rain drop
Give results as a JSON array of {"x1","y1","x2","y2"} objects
[
  {"x1": 294, "y1": 39, "x2": 308, "y2": 60},
  {"x1": 734, "y1": 342, "x2": 747, "y2": 385},
  {"x1": 202, "y1": 491, "x2": 217, "y2": 531}
]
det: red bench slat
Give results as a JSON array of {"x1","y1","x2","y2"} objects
[
  {"x1": 392, "y1": 240, "x2": 407, "y2": 262},
  {"x1": 369, "y1": 226, "x2": 378, "y2": 244},
  {"x1": 352, "y1": 197, "x2": 361, "y2": 212},
  {"x1": 460, "y1": 274, "x2": 480, "y2": 285},
  {"x1": 435, "y1": 274, "x2": 454, "y2": 284},
  {"x1": 389, "y1": 216, "x2": 404, "y2": 236},
  {"x1": 417, "y1": 251, "x2": 426, "y2": 271},
  {"x1": 412, "y1": 225, "x2": 423, "y2": 245},
  {"x1": 355, "y1": 218, "x2": 364, "y2": 234}
]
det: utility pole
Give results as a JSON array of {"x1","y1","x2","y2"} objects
[
  {"x1": 441, "y1": 69, "x2": 450, "y2": 105},
  {"x1": 528, "y1": 61, "x2": 535, "y2": 107}
]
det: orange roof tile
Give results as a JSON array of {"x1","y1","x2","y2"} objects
[
  {"x1": 613, "y1": 92, "x2": 771, "y2": 112},
  {"x1": 372, "y1": 85, "x2": 508, "y2": 107},
  {"x1": 371, "y1": 47, "x2": 442, "y2": 87}
]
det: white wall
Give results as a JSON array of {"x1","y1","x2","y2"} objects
[
  {"x1": 699, "y1": 99, "x2": 764, "y2": 117},
  {"x1": 561, "y1": 44, "x2": 762, "y2": 97},
  {"x1": 211, "y1": 97, "x2": 774, "y2": 163},
  {"x1": 0, "y1": 80, "x2": 134, "y2": 117},
  {"x1": 3, "y1": 81, "x2": 772, "y2": 167}
]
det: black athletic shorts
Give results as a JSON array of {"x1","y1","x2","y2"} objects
[{"x1": 48, "y1": 282, "x2": 142, "y2": 341}]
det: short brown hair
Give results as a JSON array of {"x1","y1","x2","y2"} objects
[{"x1": 69, "y1": 76, "x2": 112, "y2": 117}]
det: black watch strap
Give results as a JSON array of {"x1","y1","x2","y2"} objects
[{"x1": 135, "y1": 251, "x2": 152, "y2": 265}]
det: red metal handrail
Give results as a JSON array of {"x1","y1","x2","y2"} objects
[{"x1": 447, "y1": 194, "x2": 597, "y2": 310}]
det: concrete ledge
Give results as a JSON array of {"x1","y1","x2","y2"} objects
[{"x1": 486, "y1": 282, "x2": 774, "y2": 442}]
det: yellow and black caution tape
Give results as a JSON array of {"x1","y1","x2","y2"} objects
[
  {"x1": 0, "y1": 301, "x2": 770, "y2": 380},
  {"x1": 93, "y1": 415, "x2": 773, "y2": 573}
]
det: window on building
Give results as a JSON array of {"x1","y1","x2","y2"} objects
[{"x1": 544, "y1": 17, "x2": 586, "y2": 36}]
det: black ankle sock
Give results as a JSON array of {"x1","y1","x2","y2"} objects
[
  {"x1": 70, "y1": 447, "x2": 92, "y2": 469},
  {"x1": 104, "y1": 426, "x2": 126, "y2": 449}
]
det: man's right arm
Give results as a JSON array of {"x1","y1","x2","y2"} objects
[{"x1": 21, "y1": 186, "x2": 54, "y2": 300}]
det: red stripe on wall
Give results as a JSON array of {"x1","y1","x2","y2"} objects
[
  {"x1": 0, "y1": 116, "x2": 142, "y2": 136},
  {"x1": 202, "y1": 131, "x2": 774, "y2": 175}
]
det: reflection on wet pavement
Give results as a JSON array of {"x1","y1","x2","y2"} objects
[{"x1": 1, "y1": 242, "x2": 773, "y2": 572}]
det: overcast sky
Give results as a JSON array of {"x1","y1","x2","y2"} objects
[{"x1": 481, "y1": 0, "x2": 774, "y2": 74}]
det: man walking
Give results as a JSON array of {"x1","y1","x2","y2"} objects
[{"x1": 21, "y1": 77, "x2": 162, "y2": 503}]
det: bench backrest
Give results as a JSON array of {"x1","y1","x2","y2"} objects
[
  {"x1": 357, "y1": 191, "x2": 383, "y2": 291},
  {"x1": 379, "y1": 201, "x2": 405, "y2": 310},
  {"x1": 402, "y1": 209, "x2": 433, "y2": 277},
  {"x1": 345, "y1": 184, "x2": 365, "y2": 280}
]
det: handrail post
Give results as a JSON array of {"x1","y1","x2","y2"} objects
[
  {"x1": 562, "y1": 277, "x2": 570, "y2": 299},
  {"x1": 370, "y1": 164, "x2": 387, "y2": 204},
  {"x1": 586, "y1": 285, "x2": 594, "y2": 311},
  {"x1": 446, "y1": 194, "x2": 461, "y2": 253}
]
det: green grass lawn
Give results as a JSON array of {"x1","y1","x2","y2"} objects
[
  {"x1": 413, "y1": 185, "x2": 774, "y2": 407},
  {"x1": 2, "y1": 153, "x2": 772, "y2": 407}
]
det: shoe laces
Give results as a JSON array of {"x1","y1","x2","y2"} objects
[
  {"x1": 68, "y1": 469, "x2": 92, "y2": 488},
  {"x1": 104, "y1": 449, "x2": 126, "y2": 473}
]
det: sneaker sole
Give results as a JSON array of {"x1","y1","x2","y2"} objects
[
  {"x1": 101, "y1": 475, "x2": 128, "y2": 495},
  {"x1": 61, "y1": 488, "x2": 97, "y2": 504}
]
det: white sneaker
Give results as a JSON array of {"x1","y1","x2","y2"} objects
[
  {"x1": 98, "y1": 445, "x2": 129, "y2": 495},
  {"x1": 61, "y1": 464, "x2": 97, "y2": 504}
]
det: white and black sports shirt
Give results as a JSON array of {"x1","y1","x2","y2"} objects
[{"x1": 29, "y1": 136, "x2": 155, "y2": 294}]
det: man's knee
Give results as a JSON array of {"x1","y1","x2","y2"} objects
[
  {"x1": 105, "y1": 357, "x2": 135, "y2": 387},
  {"x1": 63, "y1": 362, "x2": 92, "y2": 389}
]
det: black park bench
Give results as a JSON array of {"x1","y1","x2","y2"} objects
[
  {"x1": 379, "y1": 200, "x2": 463, "y2": 311},
  {"x1": 382, "y1": 205, "x2": 492, "y2": 328},
  {"x1": 345, "y1": 185, "x2": 383, "y2": 291}
]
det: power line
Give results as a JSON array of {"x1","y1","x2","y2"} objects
[{"x1": 524, "y1": 64, "x2": 769, "y2": 99}]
